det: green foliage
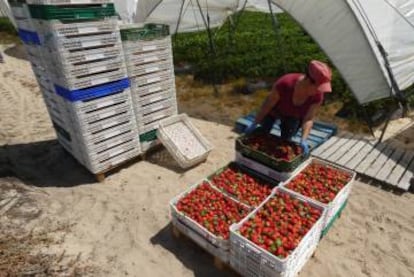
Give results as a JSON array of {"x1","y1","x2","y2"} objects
[
  {"x1": 172, "y1": 11, "x2": 350, "y2": 101},
  {"x1": 0, "y1": 17, "x2": 17, "y2": 34}
]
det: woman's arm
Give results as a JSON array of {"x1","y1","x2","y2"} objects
[
  {"x1": 254, "y1": 90, "x2": 280, "y2": 124},
  {"x1": 301, "y1": 103, "x2": 321, "y2": 140}
]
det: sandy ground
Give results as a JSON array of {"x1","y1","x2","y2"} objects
[{"x1": 1, "y1": 45, "x2": 414, "y2": 277}]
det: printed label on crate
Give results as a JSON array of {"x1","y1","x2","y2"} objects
[
  {"x1": 147, "y1": 77, "x2": 161, "y2": 84},
  {"x1": 82, "y1": 40, "x2": 103, "y2": 48},
  {"x1": 149, "y1": 95, "x2": 164, "y2": 103},
  {"x1": 95, "y1": 99, "x2": 116, "y2": 109},
  {"x1": 108, "y1": 147, "x2": 130, "y2": 159},
  {"x1": 85, "y1": 53, "x2": 106, "y2": 61},
  {"x1": 78, "y1": 27, "x2": 100, "y2": 34},
  {"x1": 142, "y1": 45, "x2": 157, "y2": 51},
  {"x1": 97, "y1": 109, "x2": 117, "y2": 119},
  {"x1": 103, "y1": 129, "x2": 123, "y2": 139},
  {"x1": 151, "y1": 105, "x2": 163, "y2": 112},
  {"x1": 145, "y1": 66, "x2": 160, "y2": 73},
  {"x1": 89, "y1": 65, "x2": 109, "y2": 74},
  {"x1": 91, "y1": 77, "x2": 110, "y2": 86},
  {"x1": 143, "y1": 56, "x2": 159, "y2": 63},
  {"x1": 148, "y1": 86, "x2": 162, "y2": 93}
]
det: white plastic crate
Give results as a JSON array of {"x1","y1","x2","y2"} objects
[
  {"x1": 134, "y1": 97, "x2": 176, "y2": 117},
  {"x1": 85, "y1": 145, "x2": 141, "y2": 174},
  {"x1": 134, "y1": 89, "x2": 174, "y2": 107},
  {"x1": 84, "y1": 138, "x2": 139, "y2": 161},
  {"x1": 131, "y1": 69, "x2": 174, "y2": 87},
  {"x1": 15, "y1": 18, "x2": 35, "y2": 32},
  {"x1": 67, "y1": 89, "x2": 131, "y2": 113},
  {"x1": 125, "y1": 48, "x2": 172, "y2": 67},
  {"x1": 126, "y1": 60, "x2": 172, "y2": 78},
  {"x1": 49, "y1": 45, "x2": 123, "y2": 65},
  {"x1": 42, "y1": 33, "x2": 121, "y2": 52},
  {"x1": 157, "y1": 114, "x2": 213, "y2": 169},
  {"x1": 49, "y1": 57, "x2": 125, "y2": 79},
  {"x1": 170, "y1": 179, "x2": 249, "y2": 250},
  {"x1": 80, "y1": 120, "x2": 138, "y2": 147},
  {"x1": 279, "y1": 158, "x2": 356, "y2": 230},
  {"x1": 229, "y1": 189, "x2": 325, "y2": 277},
  {"x1": 9, "y1": 3, "x2": 31, "y2": 19},
  {"x1": 80, "y1": 111, "x2": 135, "y2": 135},
  {"x1": 32, "y1": 17, "x2": 118, "y2": 37},
  {"x1": 122, "y1": 36, "x2": 172, "y2": 53},
  {"x1": 26, "y1": 0, "x2": 113, "y2": 5},
  {"x1": 65, "y1": 98, "x2": 133, "y2": 126},
  {"x1": 136, "y1": 105, "x2": 177, "y2": 126},
  {"x1": 130, "y1": 78, "x2": 174, "y2": 97},
  {"x1": 235, "y1": 152, "x2": 306, "y2": 182},
  {"x1": 171, "y1": 216, "x2": 229, "y2": 264},
  {"x1": 51, "y1": 67, "x2": 127, "y2": 90}
]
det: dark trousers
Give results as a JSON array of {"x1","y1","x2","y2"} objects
[{"x1": 260, "y1": 114, "x2": 301, "y2": 140}]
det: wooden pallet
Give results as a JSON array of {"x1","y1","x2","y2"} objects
[
  {"x1": 312, "y1": 132, "x2": 414, "y2": 191},
  {"x1": 94, "y1": 143, "x2": 163, "y2": 182},
  {"x1": 171, "y1": 222, "x2": 232, "y2": 272}
]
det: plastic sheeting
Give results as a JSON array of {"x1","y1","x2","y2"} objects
[{"x1": 114, "y1": 0, "x2": 414, "y2": 104}]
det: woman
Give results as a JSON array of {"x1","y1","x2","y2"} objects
[{"x1": 244, "y1": 60, "x2": 332, "y2": 156}]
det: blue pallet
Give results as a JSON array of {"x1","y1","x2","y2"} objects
[
  {"x1": 55, "y1": 78, "x2": 130, "y2": 102},
  {"x1": 18, "y1": 29, "x2": 41, "y2": 45},
  {"x1": 235, "y1": 113, "x2": 337, "y2": 151}
]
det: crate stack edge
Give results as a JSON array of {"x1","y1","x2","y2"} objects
[
  {"x1": 9, "y1": 0, "x2": 141, "y2": 174},
  {"x1": 120, "y1": 23, "x2": 178, "y2": 152}
]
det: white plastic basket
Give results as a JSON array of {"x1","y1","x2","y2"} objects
[
  {"x1": 32, "y1": 17, "x2": 119, "y2": 37},
  {"x1": 130, "y1": 78, "x2": 174, "y2": 98},
  {"x1": 229, "y1": 188, "x2": 326, "y2": 277},
  {"x1": 49, "y1": 45, "x2": 123, "y2": 65},
  {"x1": 42, "y1": 33, "x2": 121, "y2": 52},
  {"x1": 126, "y1": 60, "x2": 171, "y2": 78},
  {"x1": 156, "y1": 113, "x2": 213, "y2": 169},
  {"x1": 170, "y1": 179, "x2": 249, "y2": 250},
  {"x1": 51, "y1": 67, "x2": 127, "y2": 90},
  {"x1": 125, "y1": 49, "x2": 172, "y2": 67},
  {"x1": 171, "y1": 216, "x2": 229, "y2": 264},
  {"x1": 122, "y1": 36, "x2": 172, "y2": 52},
  {"x1": 131, "y1": 69, "x2": 174, "y2": 87},
  {"x1": 279, "y1": 158, "x2": 356, "y2": 230},
  {"x1": 235, "y1": 152, "x2": 304, "y2": 182}
]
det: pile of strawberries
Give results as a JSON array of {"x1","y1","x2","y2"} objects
[
  {"x1": 243, "y1": 133, "x2": 302, "y2": 161},
  {"x1": 209, "y1": 164, "x2": 273, "y2": 207},
  {"x1": 285, "y1": 163, "x2": 352, "y2": 204},
  {"x1": 176, "y1": 182, "x2": 249, "y2": 239},
  {"x1": 239, "y1": 191, "x2": 322, "y2": 258}
]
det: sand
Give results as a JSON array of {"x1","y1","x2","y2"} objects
[{"x1": 1, "y1": 45, "x2": 413, "y2": 277}]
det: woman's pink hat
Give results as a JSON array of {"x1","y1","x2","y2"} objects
[{"x1": 308, "y1": 60, "x2": 332, "y2": 93}]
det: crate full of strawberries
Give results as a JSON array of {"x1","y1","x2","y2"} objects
[
  {"x1": 170, "y1": 180, "x2": 250, "y2": 250},
  {"x1": 280, "y1": 158, "x2": 356, "y2": 230},
  {"x1": 236, "y1": 129, "x2": 305, "y2": 173},
  {"x1": 229, "y1": 189, "x2": 325, "y2": 277},
  {"x1": 207, "y1": 162, "x2": 278, "y2": 208}
]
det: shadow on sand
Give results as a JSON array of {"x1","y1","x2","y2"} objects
[{"x1": 150, "y1": 222, "x2": 237, "y2": 277}]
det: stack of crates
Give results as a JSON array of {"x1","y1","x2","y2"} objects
[
  {"x1": 120, "y1": 23, "x2": 178, "y2": 152},
  {"x1": 9, "y1": 0, "x2": 141, "y2": 174}
]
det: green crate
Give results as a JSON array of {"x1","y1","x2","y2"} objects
[
  {"x1": 321, "y1": 200, "x2": 348, "y2": 238},
  {"x1": 139, "y1": 129, "x2": 157, "y2": 142},
  {"x1": 28, "y1": 3, "x2": 116, "y2": 21},
  {"x1": 120, "y1": 23, "x2": 169, "y2": 41},
  {"x1": 235, "y1": 129, "x2": 306, "y2": 172}
]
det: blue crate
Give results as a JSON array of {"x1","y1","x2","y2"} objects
[
  {"x1": 55, "y1": 78, "x2": 130, "y2": 102},
  {"x1": 234, "y1": 113, "x2": 337, "y2": 151},
  {"x1": 18, "y1": 29, "x2": 41, "y2": 45}
]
